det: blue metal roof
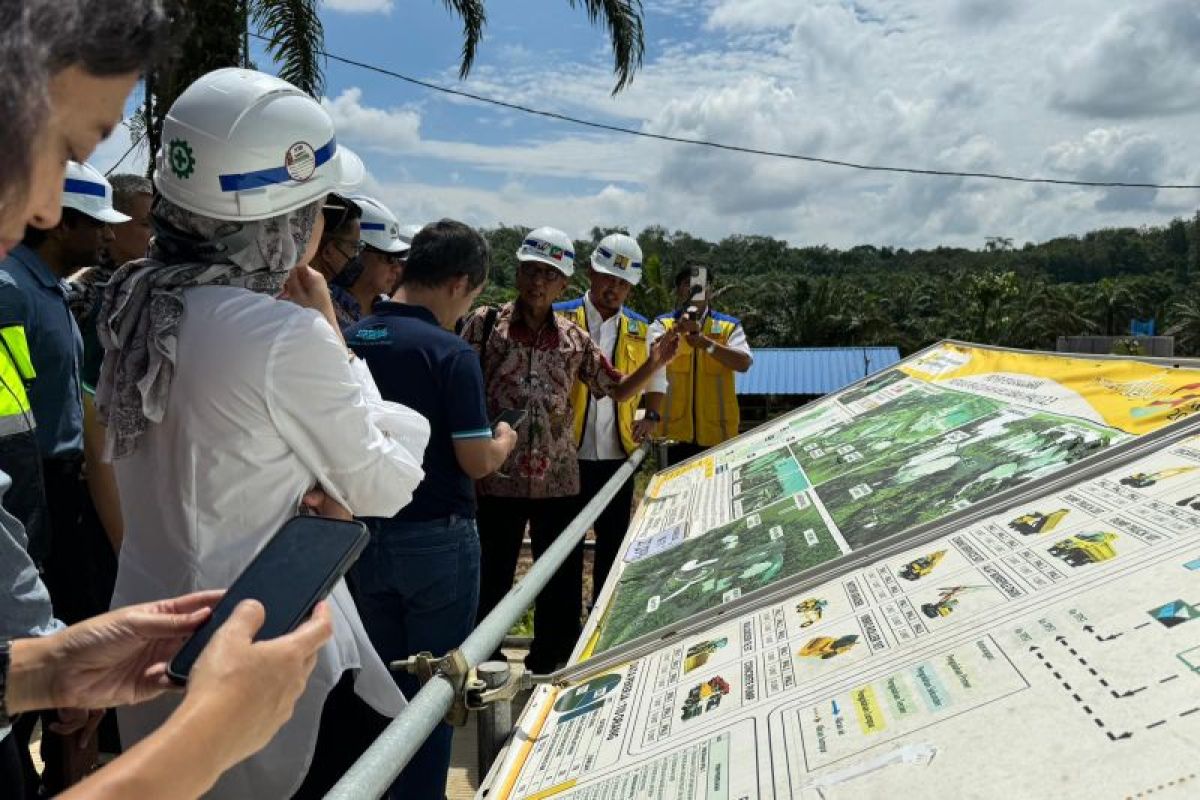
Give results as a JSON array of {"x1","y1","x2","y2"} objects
[{"x1": 735, "y1": 347, "x2": 903, "y2": 396}]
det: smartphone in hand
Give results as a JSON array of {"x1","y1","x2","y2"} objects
[
  {"x1": 166, "y1": 515, "x2": 369, "y2": 685},
  {"x1": 492, "y1": 408, "x2": 528, "y2": 432}
]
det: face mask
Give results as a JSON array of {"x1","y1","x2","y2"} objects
[{"x1": 332, "y1": 254, "x2": 366, "y2": 289}]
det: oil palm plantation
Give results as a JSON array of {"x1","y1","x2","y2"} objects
[{"x1": 140, "y1": 0, "x2": 644, "y2": 172}]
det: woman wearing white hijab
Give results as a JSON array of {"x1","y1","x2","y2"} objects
[{"x1": 96, "y1": 68, "x2": 430, "y2": 799}]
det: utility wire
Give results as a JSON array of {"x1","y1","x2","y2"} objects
[{"x1": 251, "y1": 31, "x2": 1199, "y2": 191}]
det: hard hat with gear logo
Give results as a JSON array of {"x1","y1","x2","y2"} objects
[
  {"x1": 154, "y1": 68, "x2": 364, "y2": 222},
  {"x1": 590, "y1": 233, "x2": 642, "y2": 286},
  {"x1": 516, "y1": 226, "x2": 575, "y2": 277},
  {"x1": 348, "y1": 194, "x2": 407, "y2": 254},
  {"x1": 63, "y1": 162, "x2": 131, "y2": 224}
]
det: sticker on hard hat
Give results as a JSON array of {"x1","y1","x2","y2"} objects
[
  {"x1": 524, "y1": 238, "x2": 572, "y2": 261},
  {"x1": 613, "y1": 253, "x2": 631, "y2": 270},
  {"x1": 285, "y1": 142, "x2": 317, "y2": 182}
]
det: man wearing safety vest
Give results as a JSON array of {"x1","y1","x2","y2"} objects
[
  {"x1": 645, "y1": 265, "x2": 753, "y2": 465},
  {"x1": 554, "y1": 233, "x2": 661, "y2": 602}
]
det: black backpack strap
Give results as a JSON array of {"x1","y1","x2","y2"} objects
[{"x1": 478, "y1": 305, "x2": 500, "y2": 370}]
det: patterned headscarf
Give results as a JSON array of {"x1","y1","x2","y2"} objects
[{"x1": 95, "y1": 195, "x2": 321, "y2": 459}]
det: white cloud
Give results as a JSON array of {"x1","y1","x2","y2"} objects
[
  {"x1": 1049, "y1": 0, "x2": 1200, "y2": 118},
  {"x1": 324, "y1": 0, "x2": 393, "y2": 13},
  {"x1": 321, "y1": 88, "x2": 421, "y2": 151}
]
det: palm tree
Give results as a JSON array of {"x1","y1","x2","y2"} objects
[{"x1": 142, "y1": 0, "x2": 645, "y2": 172}]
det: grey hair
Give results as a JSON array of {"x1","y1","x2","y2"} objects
[
  {"x1": 0, "y1": 0, "x2": 183, "y2": 223},
  {"x1": 109, "y1": 174, "x2": 154, "y2": 212},
  {"x1": 29, "y1": 0, "x2": 184, "y2": 77}
]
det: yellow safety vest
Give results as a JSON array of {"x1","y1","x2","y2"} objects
[
  {"x1": 0, "y1": 322, "x2": 35, "y2": 437},
  {"x1": 657, "y1": 313, "x2": 741, "y2": 447},
  {"x1": 557, "y1": 300, "x2": 649, "y2": 455}
]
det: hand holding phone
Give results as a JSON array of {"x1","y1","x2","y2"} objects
[
  {"x1": 166, "y1": 516, "x2": 368, "y2": 685},
  {"x1": 492, "y1": 408, "x2": 528, "y2": 432}
]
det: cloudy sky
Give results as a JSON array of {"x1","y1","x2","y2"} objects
[{"x1": 91, "y1": 0, "x2": 1200, "y2": 249}]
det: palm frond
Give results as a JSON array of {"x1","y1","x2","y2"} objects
[
  {"x1": 441, "y1": 0, "x2": 487, "y2": 80},
  {"x1": 251, "y1": 0, "x2": 325, "y2": 97},
  {"x1": 566, "y1": 0, "x2": 645, "y2": 93}
]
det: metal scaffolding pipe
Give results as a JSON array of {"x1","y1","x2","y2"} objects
[{"x1": 324, "y1": 444, "x2": 649, "y2": 800}]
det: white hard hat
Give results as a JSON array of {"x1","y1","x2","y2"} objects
[
  {"x1": 397, "y1": 223, "x2": 422, "y2": 247},
  {"x1": 63, "y1": 162, "x2": 130, "y2": 224},
  {"x1": 154, "y1": 68, "x2": 364, "y2": 222},
  {"x1": 516, "y1": 226, "x2": 575, "y2": 277},
  {"x1": 349, "y1": 195, "x2": 407, "y2": 254},
  {"x1": 590, "y1": 233, "x2": 643, "y2": 286}
]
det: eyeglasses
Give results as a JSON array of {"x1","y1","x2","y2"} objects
[
  {"x1": 519, "y1": 263, "x2": 565, "y2": 285},
  {"x1": 329, "y1": 238, "x2": 365, "y2": 260}
]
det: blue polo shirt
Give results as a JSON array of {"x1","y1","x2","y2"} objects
[
  {"x1": 347, "y1": 302, "x2": 492, "y2": 521},
  {"x1": 0, "y1": 245, "x2": 84, "y2": 458}
]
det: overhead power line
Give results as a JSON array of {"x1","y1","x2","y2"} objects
[{"x1": 250, "y1": 31, "x2": 1200, "y2": 191}]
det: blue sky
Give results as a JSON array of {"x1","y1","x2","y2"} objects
[{"x1": 91, "y1": 0, "x2": 1200, "y2": 249}]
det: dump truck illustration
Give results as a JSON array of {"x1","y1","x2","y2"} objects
[
  {"x1": 898, "y1": 550, "x2": 946, "y2": 581},
  {"x1": 798, "y1": 634, "x2": 859, "y2": 660},
  {"x1": 1008, "y1": 508, "x2": 1069, "y2": 536},
  {"x1": 1049, "y1": 532, "x2": 1118, "y2": 567},
  {"x1": 1119, "y1": 466, "x2": 1199, "y2": 489},
  {"x1": 680, "y1": 676, "x2": 730, "y2": 720},
  {"x1": 683, "y1": 638, "x2": 728, "y2": 674},
  {"x1": 920, "y1": 585, "x2": 988, "y2": 618},
  {"x1": 795, "y1": 598, "x2": 829, "y2": 628}
]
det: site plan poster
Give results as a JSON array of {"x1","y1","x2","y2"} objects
[
  {"x1": 577, "y1": 342, "x2": 1200, "y2": 659},
  {"x1": 485, "y1": 427, "x2": 1200, "y2": 800}
]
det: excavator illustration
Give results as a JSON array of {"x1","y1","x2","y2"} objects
[
  {"x1": 1049, "y1": 532, "x2": 1118, "y2": 567},
  {"x1": 898, "y1": 550, "x2": 946, "y2": 581},
  {"x1": 920, "y1": 585, "x2": 989, "y2": 618},
  {"x1": 798, "y1": 634, "x2": 860, "y2": 660},
  {"x1": 1008, "y1": 508, "x2": 1070, "y2": 536},
  {"x1": 1119, "y1": 466, "x2": 1199, "y2": 489},
  {"x1": 795, "y1": 598, "x2": 829, "y2": 627}
]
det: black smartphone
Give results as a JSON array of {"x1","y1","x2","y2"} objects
[
  {"x1": 492, "y1": 408, "x2": 528, "y2": 431},
  {"x1": 166, "y1": 515, "x2": 369, "y2": 685}
]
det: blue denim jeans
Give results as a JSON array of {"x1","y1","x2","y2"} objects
[{"x1": 350, "y1": 515, "x2": 481, "y2": 800}]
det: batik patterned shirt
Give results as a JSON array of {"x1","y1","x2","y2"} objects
[{"x1": 461, "y1": 302, "x2": 621, "y2": 498}]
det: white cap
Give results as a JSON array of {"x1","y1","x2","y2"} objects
[
  {"x1": 349, "y1": 194, "x2": 407, "y2": 254},
  {"x1": 516, "y1": 226, "x2": 575, "y2": 277},
  {"x1": 154, "y1": 68, "x2": 364, "y2": 222},
  {"x1": 63, "y1": 162, "x2": 130, "y2": 224},
  {"x1": 590, "y1": 233, "x2": 643, "y2": 286}
]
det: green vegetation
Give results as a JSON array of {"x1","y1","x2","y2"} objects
[{"x1": 479, "y1": 216, "x2": 1200, "y2": 354}]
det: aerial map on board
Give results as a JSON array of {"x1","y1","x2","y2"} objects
[
  {"x1": 484, "y1": 418, "x2": 1200, "y2": 800},
  {"x1": 577, "y1": 342, "x2": 1200, "y2": 658}
]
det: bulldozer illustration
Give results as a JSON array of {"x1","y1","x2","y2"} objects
[
  {"x1": 1049, "y1": 532, "x2": 1118, "y2": 567},
  {"x1": 899, "y1": 550, "x2": 946, "y2": 581},
  {"x1": 798, "y1": 634, "x2": 860, "y2": 660},
  {"x1": 795, "y1": 597, "x2": 829, "y2": 628},
  {"x1": 1119, "y1": 466, "x2": 1199, "y2": 489},
  {"x1": 920, "y1": 585, "x2": 988, "y2": 618},
  {"x1": 680, "y1": 676, "x2": 730, "y2": 721},
  {"x1": 1008, "y1": 508, "x2": 1070, "y2": 536}
]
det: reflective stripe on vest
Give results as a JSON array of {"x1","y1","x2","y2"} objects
[
  {"x1": 659, "y1": 315, "x2": 740, "y2": 447},
  {"x1": 561, "y1": 304, "x2": 649, "y2": 455},
  {"x1": 0, "y1": 323, "x2": 35, "y2": 435}
]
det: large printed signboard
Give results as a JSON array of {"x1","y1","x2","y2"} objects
[
  {"x1": 484, "y1": 427, "x2": 1200, "y2": 800},
  {"x1": 577, "y1": 342, "x2": 1200, "y2": 659}
]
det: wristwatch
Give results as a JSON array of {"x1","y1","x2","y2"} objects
[
  {"x1": 644, "y1": 409, "x2": 662, "y2": 423},
  {"x1": 0, "y1": 638, "x2": 11, "y2": 727}
]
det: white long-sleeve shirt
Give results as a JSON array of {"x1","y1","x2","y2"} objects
[{"x1": 111, "y1": 286, "x2": 430, "y2": 799}]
